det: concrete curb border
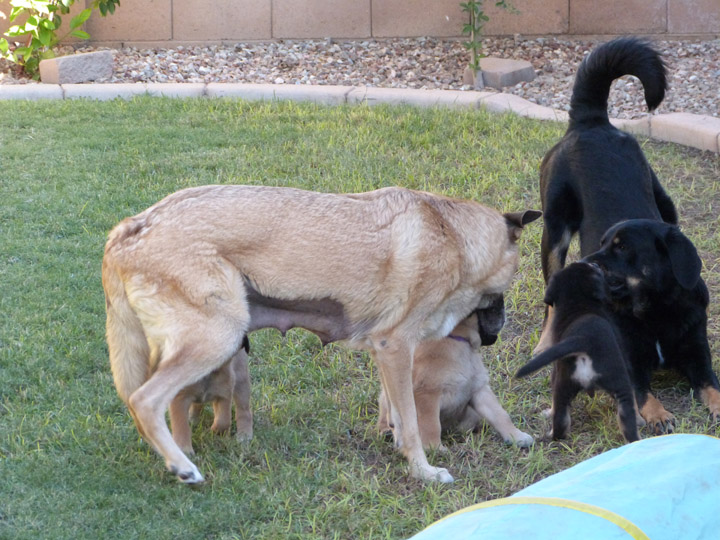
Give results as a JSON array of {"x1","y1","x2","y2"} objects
[{"x1": 1, "y1": 82, "x2": 717, "y2": 154}]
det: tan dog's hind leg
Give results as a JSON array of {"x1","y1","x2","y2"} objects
[
  {"x1": 699, "y1": 386, "x2": 720, "y2": 422},
  {"x1": 471, "y1": 387, "x2": 534, "y2": 447},
  {"x1": 639, "y1": 393, "x2": 675, "y2": 434},
  {"x1": 188, "y1": 403, "x2": 203, "y2": 423},
  {"x1": 211, "y1": 397, "x2": 233, "y2": 434},
  {"x1": 414, "y1": 392, "x2": 445, "y2": 451},
  {"x1": 129, "y1": 322, "x2": 247, "y2": 484},
  {"x1": 377, "y1": 387, "x2": 391, "y2": 435},
  {"x1": 232, "y1": 348, "x2": 253, "y2": 443},
  {"x1": 372, "y1": 337, "x2": 453, "y2": 483},
  {"x1": 169, "y1": 392, "x2": 197, "y2": 455}
]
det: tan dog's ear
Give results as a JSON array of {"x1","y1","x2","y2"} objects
[{"x1": 504, "y1": 210, "x2": 542, "y2": 242}]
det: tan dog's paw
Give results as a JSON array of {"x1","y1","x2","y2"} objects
[
  {"x1": 640, "y1": 395, "x2": 675, "y2": 434},
  {"x1": 506, "y1": 431, "x2": 534, "y2": 448},
  {"x1": 411, "y1": 463, "x2": 454, "y2": 483},
  {"x1": 700, "y1": 386, "x2": 720, "y2": 422},
  {"x1": 236, "y1": 430, "x2": 253, "y2": 443}
]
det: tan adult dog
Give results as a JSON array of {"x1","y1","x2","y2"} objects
[
  {"x1": 169, "y1": 336, "x2": 253, "y2": 455},
  {"x1": 378, "y1": 296, "x2": 534, "y2": 450},
  {"x1": 102, "y1": 184, "x2": 540, "y2": 484}
]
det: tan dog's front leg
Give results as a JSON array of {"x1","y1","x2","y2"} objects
[
  {"x1": 232, "y1": 348, "x2": 253, "y2": 442},
  {"x1": 373, "y1": 337, "x2": 453, "y2": 483},
  {"x1": 471, "y1": 387, "x2": 534, "y2": 447}
]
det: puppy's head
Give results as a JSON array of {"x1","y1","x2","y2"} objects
[
  {"x1": 544, "y1": 262, "x2": 607, "y2": 307},
  {"x1": 584, "y1": 219, "x2": 702, "y2": 314},
  {"x1": 474, "y1": 293, "x2": 505, "y2": 346}
]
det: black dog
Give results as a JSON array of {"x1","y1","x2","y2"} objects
[
  {"x1": 517, "y1": 262, "x2": 639, "y2": 442},
  {"x1": 585, "y1": 220, "x2": 720, "y2": 430},
  {"x1": 535, "y1": 37, "x2": 677, "y2": 353}
]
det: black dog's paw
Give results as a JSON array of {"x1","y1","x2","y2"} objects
[
  {"x1": 646, "y1": 417, "x2": 674, "y2": 435},
  {"x1": 699, "y1": 387, "x2": 720, "y2": 423},
  {"x1": 640, "y1": 395, "x2": 675, "y2": 435}
]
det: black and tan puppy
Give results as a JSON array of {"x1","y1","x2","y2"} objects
[
  {"x1": 378, "y1": 295, "x2": 534, "y2": 450},
  {"x1": 535, "y1": 37, "x2": 677, "y2": 353},
  {"x1": 517, "y1": 262, "x2": 639, "y2": 442},
  {"x1": 585, "y1": 220, "x2": 720, "y2": 430},
  {"x1": 169, "y1": 336, "x2": 253, "y2": 455}
]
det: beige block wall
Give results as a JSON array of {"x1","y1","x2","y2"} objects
[
  {"x1": 483, "y1": 0, "x2": 569, "y2": 35},
  {"x1": 173, "y1": 0, "x2": 271, "y2": 41},
  {"x1": 273, "y1": 0, "x2": 371, "y2": 39},
  {"x1": 371, "y1": 0, "x2": 465, "y2": 38},
  {"x1": 1, "y1": 0, "x2": 718, "y2": 47},
  {"x1": 85, "y1": 0, "x2": 172, "y2": 42},
  {"x1": 668, "y1": 0, "x2": 720, "y2": 33},
  {"x1": 570, "y1": 0, "x2": 667, "y2": 34}
]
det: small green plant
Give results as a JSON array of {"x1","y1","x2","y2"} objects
[
  {"x1": 0, "y1": 0, "x2": 120, "y2": 78},
  {"x1": 460, "y1": 0, "x2": 513, "y2": 75}
]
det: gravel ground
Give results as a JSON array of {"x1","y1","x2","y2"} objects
[{"x1": 1, "y1": 36, "x2": 718, "y2": 119}]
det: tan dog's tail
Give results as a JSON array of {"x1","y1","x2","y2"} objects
[{"x1": 102, "y1": 262, "x2": 150, "y2": 404}]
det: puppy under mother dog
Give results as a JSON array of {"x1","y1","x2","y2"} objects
[
  {"x1": 169, "y1": 336, "x2": 253, "y2": 456},
  {"x1": 102, "y1": 184, "x2": 540, "y2": 484},
  {"x1": 378, "y1": 295, "x2": 534, "y2": 450}
]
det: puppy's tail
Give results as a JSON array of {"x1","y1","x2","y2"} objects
[
  {"x1": 569, "y1": 37, "x2": 666, "y2": 128},
  {"x1": 102, "y1": 260, "x2": 150, "y2": 405},
  {"x1": 515, "y1": 337, "x2": 585, "y2": 378}
]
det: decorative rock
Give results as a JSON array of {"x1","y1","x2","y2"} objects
[
  {"x1": 39, "y1": 51, "x2": 113, "y2": 84},
  {"x1": 478, "y1": 57, "x2": 536, "y2": 89},
  {"x1": 0, "y1": 37, "x2": 714, "y2": 120}
]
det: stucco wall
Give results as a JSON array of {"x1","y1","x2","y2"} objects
[{"x1": 1, "y1": 0, "x2": 718, "y2": 47}]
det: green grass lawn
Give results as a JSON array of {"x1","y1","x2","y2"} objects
[{"x1": 1, "y1": 97, "x2": 718, "y2": 539}]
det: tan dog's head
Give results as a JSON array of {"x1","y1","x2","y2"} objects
[{"x1": 476, "y1": 209, "x2": 542, "y2": 296}]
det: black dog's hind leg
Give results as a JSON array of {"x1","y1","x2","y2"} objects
[
  {"x1": 651, "y1": 170, "x2": 678, "y2": 225},
  {"x1": 541, "y1": 216, "x2": 574, "y2": 283},
  {"x1": 550, "y1": 365, "x2": 582, "y2": 439},
  {"x1": 536, "y1": 213, "x2": 577, "y2": 354},
  {"x1": 613, "y1": 390, "x2": 640, "y2": 442}
]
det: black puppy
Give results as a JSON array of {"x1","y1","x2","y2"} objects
[
  {"x1": 585, "y1": 220, "x2": 720, "y2": 430},
  {"x1": 517, "y1": 262, "x2": 639, "y2": 442},
  {"x1": 535, "y1": 37, "x2": 677, "y2": 353}
]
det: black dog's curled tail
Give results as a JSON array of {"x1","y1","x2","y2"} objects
[{"x1": 569, "y1": 37, "x2": 667, "y2": 127}]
